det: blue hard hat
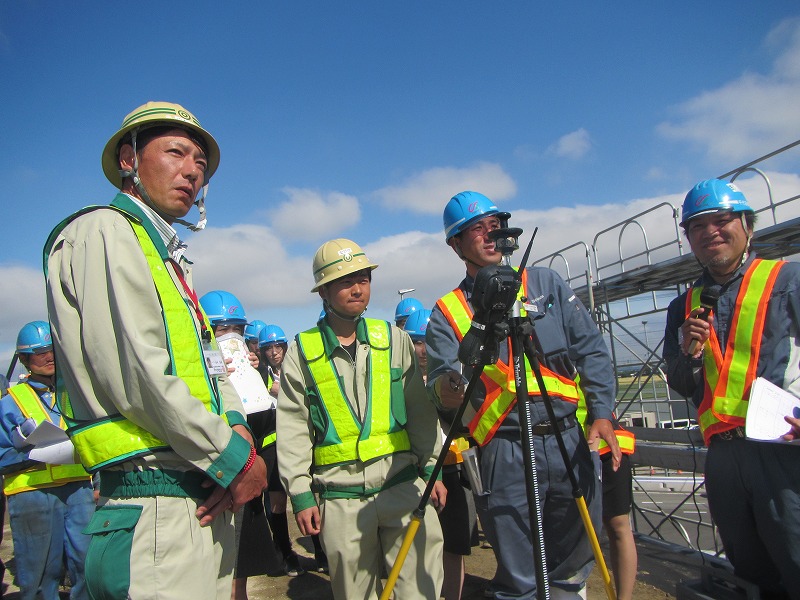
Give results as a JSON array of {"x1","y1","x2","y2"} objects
[
  {"x1": 443, "y1": 191, "x2": 511, "y2": 241},
  {"x1": 395, "y1": 297, "x2": 424, "y2": 323},
  {"x1": 16, "y1": 321, "x2": 52, "y2": 354},
  {"x1": 245, "y1": 320, "x2": 268, "y2": 342},
  {"x1": 199, "y1": 290, "x2": 248, "y2": 326},
  {"x1": 403, "y1": 309, "x2": 431, "y2": 341},
  {"x1": 258, "y1": 324, "x2": 288, "y2": 347},
  {"x1": 680, "y1": 179, "x2": 753, "y2": 227}
]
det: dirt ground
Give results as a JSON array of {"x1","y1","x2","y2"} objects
[{"x1": 0, "y1": 506, "x2": 703, "y2": 599}]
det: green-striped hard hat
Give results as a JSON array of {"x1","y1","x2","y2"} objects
[{"x1": 101, "y1": 101, "x2": 220, "y2": 188}]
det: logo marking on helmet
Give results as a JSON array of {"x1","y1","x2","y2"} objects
[
  {"x1": 338, "y1": 248, "x2": 354, "y2": 262},
  {"x1": 694, "y1": 194, "x2": 710, "y2": 208},
  {"x1": 177, "y1": 109, "x2": 191, "y2": 121},
  {"x1": 468, "y1": 201, "x2": 479, "y2": 214},
  {"x1": 228, "y1": 306, "x2": 239, "y2": 315}
]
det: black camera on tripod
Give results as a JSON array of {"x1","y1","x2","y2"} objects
[{"x1": 458, "y1": 225, "x2": 527, "y2": 366}]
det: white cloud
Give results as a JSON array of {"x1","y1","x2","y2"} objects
[
  {"x1": 547, "y1": 128, "x2": 592, "y2": 160},
  {"x1": 189, "y1": 224, "x2": 312, "y2": 313},
  {"x1": 658, "y1": 17, "x2": 800, "y2": 163},
  {"x1": 362, "y1": 231, "x2": 458, "y2": 314},
  {"x1": 644, "y1": 167, "x2": 666, "y2": 181},
  {"x1": 373, "y1": 162, "x2": 517, "y2": 214},
  {"x1": 270, "y1": 188, "x2": 361, "y2": 241},
  {"x1": 766, "y1": 17, "x2": 800, "y2": 80},
  {"x1": 4, "y1": 171, "x2": 799, "y2": 366},
  {"x1": 0, "y1": 265, "x2": 49, "y2": 369}
]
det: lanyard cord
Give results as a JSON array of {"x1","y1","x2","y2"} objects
[{"x1": 168, "y1": 259, "x2": 209, "y2": 340}]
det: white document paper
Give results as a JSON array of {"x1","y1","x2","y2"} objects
[
  {"x1": 24, "y1": 420, "x2": 81, "y2": 465},
  {"x1": 29, "y1": 439, "x2": 80, "y2": 465},
  {"x1": 745, "y1": 377, "x2": 800, "y2": 442},
  {"x1": 216, "y1": 333, "x2": 275, "y2": 414},
  {"x1": 24, "y1": 419, "x2": 70, "y2": 446}
]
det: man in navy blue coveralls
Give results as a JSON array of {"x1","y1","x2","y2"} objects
[{"x1": 426, "y1": 191, "x2": 620, "y2": 600}]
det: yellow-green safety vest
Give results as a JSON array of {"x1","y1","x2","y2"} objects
[
  {"x1": 44, "y1": 200, "x2": 226, "y2": 472},
  {"x1": 3, "y1": 383, "x2": 90, "y2": 495},
  {"x1": 297, "y1": 319, "x2": 411, "y2": 467}
]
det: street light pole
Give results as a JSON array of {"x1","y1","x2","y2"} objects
[
  {"x1": 642, "y1": 320, "x2": 661, "y2": 424},
  {"x1": 641, "y1": 320, "x2": 649, "y2": 354}
]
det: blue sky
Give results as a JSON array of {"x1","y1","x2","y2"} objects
[{"x1": 2, "y1": 3, "x2": 800, "y2": 373}]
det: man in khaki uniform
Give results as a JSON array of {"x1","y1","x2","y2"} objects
[
  {"x1": 45, "y1": 102, "x2": 266, "y2": 600},
  {"x1": 277, "y1": 238, "x2": 445, "y2": 599}
]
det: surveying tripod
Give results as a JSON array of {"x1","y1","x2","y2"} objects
[{"x1": 381, "y1": 224, "x2": 616, "y2": 600}]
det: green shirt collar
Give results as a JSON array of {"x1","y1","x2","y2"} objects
[{"x1": 316, "y1": 317, "x2": 371, "y2": 356}]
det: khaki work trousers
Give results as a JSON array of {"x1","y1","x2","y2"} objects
[
  {"x1": 319, "y1": 479, "x2": 444, "y2": 600},
  {"x1": 91, "y1": 495, "x2": 235, "y2": 599}
]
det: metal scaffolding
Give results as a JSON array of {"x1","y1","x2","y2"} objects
[{"x1": 531, "y1": 139, "x2": 800, "y2": 561}]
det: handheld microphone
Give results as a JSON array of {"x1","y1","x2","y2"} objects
[{"x1": 687, "y1": 285, "x2": 721, "y2": 355}]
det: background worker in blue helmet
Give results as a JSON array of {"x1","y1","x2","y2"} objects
[
  {"x1": 200, "y1": 290, "x2": 277, "y2": 598},
  {"x1": 395, "y1": 297, "x2": 424, "y2": 329},
  {"x1": 277, "y1": 238, "x2": 445, "y2": 599},
  {"x1": 245, "y1": 319, "x2": 268, "y2": 356},
  {"x1": 257, "y1": 324, "x2": 327, "y2": 575},
  {"x1": 406, "y1": 309, "x2": 479, "y2": 600},
  {"x1": 44, "y1": 102, "x2": 266, "y2": 600},
  {"x1": 245, "y1": 320, "x2": 270, "y2": 387},
  {"x1": 426, "y1": 191, "x2": 620, "y2": 600},
  {"x1": 664, "y1": 178, "x2": 800, "y2": 597},
  {"x1": 403, "y1": 309, "x2": 432, "y2": 381},
  {"x1": 0, "y1": 321, "x2": 94, "y2": 600},
  {"x1": 259, "y1": 325, "x2": 288, "y2": 399}
]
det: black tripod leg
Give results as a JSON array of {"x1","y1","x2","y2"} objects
[
  {"x1": 521, "y1": 327, "x2": 617, "y2": 600},
  {"x1": 380, "y1": 364, "x2": 486, "y2": 600},
  {"x1": 510, "y1": 319, "x2": 550, "y2": 600}
]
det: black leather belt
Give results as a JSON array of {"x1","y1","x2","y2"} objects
[
  {"x1": 713, "y1": 426, "x2": 746, "y2": 442},
  {"x1": 531, "y1": 415, "x2": 576, "y2": 436}
]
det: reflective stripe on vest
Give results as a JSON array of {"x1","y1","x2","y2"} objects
[
  {"x1": 297, "y1": 319, "x2": 411, "y2": 467},
  {"x1": 444, "y1": 435, "x2": 471, "y2": 465},
  {"x1": 436, "y1": 270, "x2": 581, "y2": 446},
  {"x1": 686, "y1": 259, "x2": 784, "y2": 444},
  {"x1": 46, "y1": 204, "x2": 225, "y2": 472},
  {"x1": 576, "y1": 391, "x2": 636, "y2": 456},
  {"x1": 262, "y1": 432, "x2": 277, "y2": 449},
  {"x1": 597, "y1": 429, "x2": 635, "y2": 455},
  {"x1": 3, "y1": 384, "x2": 90, "y2": 495}
]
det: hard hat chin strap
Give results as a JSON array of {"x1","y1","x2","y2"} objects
[
  {"x1": 451, "y1": 237, "x2": 485, "y2": 272},
  {"x1": 118, "y1": 128, "x2": 209, "y2": 232},
  {"x1": 323, "y1": 299, "x2": 366, "y2": 323},
  {"x1": 741, "y1": 213, "x2": 752, "y2": 267},
  {"x1": 174, "y1": 187, "x2": 208, "y2": 232}
]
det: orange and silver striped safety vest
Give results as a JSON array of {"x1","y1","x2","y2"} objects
[
  {"x1": 575, "y1": 393, "x2": 635, "y2": 456},
  {"x1": 685, "y1": 259, "x2": 785, "y2": 445},
  {"x1": 436, "y1": 270, "x2": 581, "y2": 446}
]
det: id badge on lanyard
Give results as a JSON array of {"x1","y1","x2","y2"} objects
[{"x1": 202, "y1": 340, "x2": 227, "y2": 378}]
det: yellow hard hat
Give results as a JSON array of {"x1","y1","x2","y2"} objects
[
  {"x1": 101, "y1": 101, "x2": 220, "y2": 188},
  {"x1": 311, "y1": 238, "x2": 378, "y2": 292}
]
